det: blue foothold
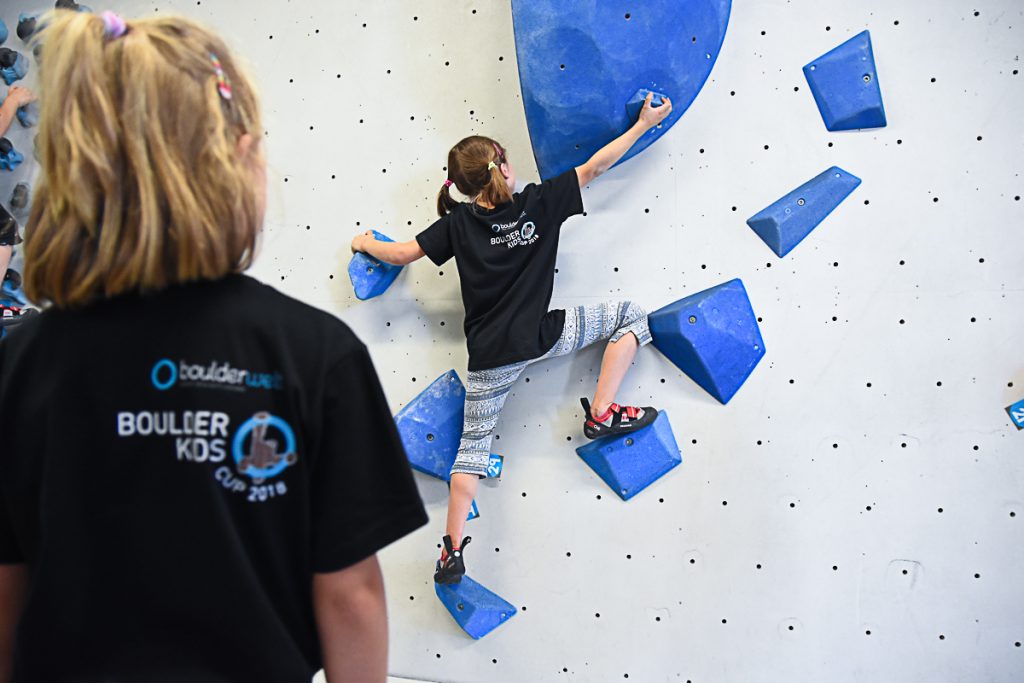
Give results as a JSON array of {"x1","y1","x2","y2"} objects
[
  {"x1": 649, "y1": 280, "x2": 765, "y2": 404},
  {"x1": 395, "y1": 370, "x2": 466, "y2": 480},
  {"x1": 0, "y1": 49, "x2": 28, "y2": 85},
  {"x1": 625, "y1": 88, "x2": 667, "y2": 123},
  {"x1": 747, "y1": 166, "x2": 861, "y2": 257},
  {"x1": 435, "y1": 575, "x2": 517, "y2": 639},
  {"x1": 575, "y1": 411, "x2": 681, "y2": 500},
  {"x1": 348, "y1": 230, "x2": 404, "y2": 300},
  {"x1": 16, "y1": 101, "x2": 38, "y2": 128},
  {"x1": 803, "y1": 30, "x2": 886, "y2": 131},
  {"x1": 0, "y1": 19, "x2": 8, "y2": 46}
]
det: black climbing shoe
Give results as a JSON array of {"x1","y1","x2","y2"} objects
[
  {"x1": 434, "y1": 534, "x2": 471, "y2": 585},
  {"x1": 581, "y1": 397, "x2": 658, "y2": 440},
  {"x1": 0, "y1": 304, "x2": 37, "y2": 328}
]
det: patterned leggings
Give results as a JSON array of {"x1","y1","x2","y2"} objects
[{"x1": 451, "y1": 301, "x2": 652, "y2": 478}]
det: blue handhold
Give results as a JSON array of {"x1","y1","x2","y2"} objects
[
  {"x1": 576, "y1": 411, "x2": 681, "y2": 501},
  {"x1": 624, "y1": 88, "x2": 667, "y2": 123},
  {"x1": 1007, "y1": 398, "x2": 1024, "y2": 430},
  {"x1": 17, "y1": 15, "x2": 38, "y2": 43},
  {"x1": 0, "y1": 146, "x2": 24, "y2": 172},
  {"x1": 467, "y1": 499, "x2": 479, "y2": 521},
  {"x1": 512, "y1": 0, "x2": 732, "y2": 179},
  {"x1": 649, "y1": 279, "x2": 765, "y2": 404},
  {"x1": 747, "y1": 166, "x2": 861, "y2": 257},
  {"x1": 803, "y1": 30, "x2": 886, "y2": 131},
  {"x1": 395, "y1": 369, "x2": 466, "y2": 480},
  {"x1": 16, "y1": 101, "x2": 38, "y2": 128},
  {"x1": 0, "y1": 19, "x2": 8, "y2": 46},
  {"x1": 348, "y1": 230, "x2": 404, "y2": 300},
  {"x1": 435, "y1": 575, "x2": 517, "y2": 639},
  {"x1": 0, "y1": 49, "x2": 28, "y2": 85}
]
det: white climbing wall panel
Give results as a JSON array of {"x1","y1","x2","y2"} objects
[{"x1": 2, "y1": 0, "x2": 1023, "y2": 681}]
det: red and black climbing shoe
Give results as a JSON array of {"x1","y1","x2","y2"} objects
[
  {"x1": 0, "y1": 304, "x2": 36, "y2": 328},
  {"x1": 581, "y1": 397, "x2": 658, "y2": 440},
  {"x1": 434, "y1": 534, "x2": 471, "y2": 585}
]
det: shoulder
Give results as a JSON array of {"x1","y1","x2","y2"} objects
[{"x1": 231, "y1": 275, "x2": 363, "y2": 355}]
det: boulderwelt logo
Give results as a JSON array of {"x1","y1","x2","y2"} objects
[{"x1": 151, "y1": 358, "x2": 283, "y2": 392}]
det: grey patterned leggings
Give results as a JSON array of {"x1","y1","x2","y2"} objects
[{"x1": 451, "y1": 301, "x2": 652, "y2": 478}]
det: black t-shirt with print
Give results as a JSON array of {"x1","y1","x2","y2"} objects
[
  {"x1": 416, "y1": 168, "x2": 584, "y2": 371},
  {"x1": 0, "y1": 274, "x2": 428, "y2": 683}
]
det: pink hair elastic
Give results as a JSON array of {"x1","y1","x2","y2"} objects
[
  {"x1": 101, "y1": 11, "x2": 127, "y2": 39},
  {"x1": 443, "y1": 179, "x2": 453, "y2": 188}
]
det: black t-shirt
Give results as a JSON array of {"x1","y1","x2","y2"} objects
[
  {"x1": 0, "y1": 274, "x2": 428, "y2": 683},
  {"x1": 416, "y1": 168, "x2": 584, "y2": 371}
]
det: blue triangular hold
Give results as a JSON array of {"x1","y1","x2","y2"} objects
[
  {"x1": 803, "y1": 30, "x2": 886, "y2": 131},
  {"x1": 624, "y1": 88, "x2": 667, "y2": 123},
  {"x1": 747, "y1": 166, "x2": 861, "y2": 257},
  {"x1": 395, "y1": 370, "x2": 465, "y2": 480},
  {"x1": 436, "y1": 575, "x2": 517, "y2": 639},
  {"x1": 575, "y1": 411, "x2": 681, "y2": 500},
  {"x1": 348, "y1": 230, "x2": 404, "y2": 300},
  {"x1": 649, "y1": 280, "x2": 765, "y2": 404}
]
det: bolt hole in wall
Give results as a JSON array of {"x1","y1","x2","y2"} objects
[{"x1": 0, "y1": 0, "x2": 1016, "y2": 682}]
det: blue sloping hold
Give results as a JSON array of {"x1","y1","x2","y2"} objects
[
  {"x1": 576, "y1": 411, "x2": 681, "y2": 501},
  {"x1": 649, "y1": 279, "x2": 765, "y2": 404},
  {"x1": 512, "y1": 0, "x2": 731, "y2": 180},
  {"x1": 0, "y1": 20, "x2": 8, "y2": 46},
  {"x1": 348, "y1": 230, "x2": 403, "y2": 300},
  {"x1": 395, "y1": 370, "x2": 465, "y2": 480},
  {"x1": 747, "y1": 166, "x2": 861, "y2": 257},
  {"x1": 0, "y1": 141, "x2": 24, "y2": 172},
  {"x1": 0, "y1": 49, "x2": 27, "y2": 85},
  {"x1": 435, "y1": 575, "x2": 517, "y2": 639},
  {"x1": 803, "y1": 30, "x2": 886, "y2": 131},
  {"x1": 17, "y1": 15, "x2": 38, "y2": 43},
  {"x1": 624, "y1": 88, "x2": 667, "y2": 123},
  {"x1": 16, "y1": 101, "x2": 38, "y2": 128}
]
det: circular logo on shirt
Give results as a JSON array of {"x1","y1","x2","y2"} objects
[
  {"x1": 521, "y1": 222, "x2": 536, "y2": 240},
  {"x1": 491, "y1": 223, "x2": 501, "y2": 234},
  {"x1": 232, "y1": 412, "x2": 298, "y2": 483},
  {"x1": 151, "y1": 359, "x2": 178, "y2": 390}
]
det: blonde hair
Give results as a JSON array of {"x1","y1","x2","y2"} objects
[
  {"x1": 437, "y1": 136, "x2": 513, "y2": 217},
  {"x1": 24, "y1": 10, "x2": 263, "y2": 308}
]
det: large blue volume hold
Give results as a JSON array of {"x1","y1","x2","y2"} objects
[
  {"x1": 348, "y1": 230, "x2": 403, "y2": 300},
  {"x1": 435, "y1": 576, "x2": 517, "y2": 639},
  {"x1": 803, "y1": 30, "x2": 886, "y2": 131},
  {"x1": 394, "y1": 370, "x2": 465, "y2": 480},
  {"x1": 649, "y1": 280, "x2": 765, "y2": 404},
  {"x1": 747, "y1": 166, "x2": 861, "y2": 257},
  {"x1": 512, "y1": 0, "x2": 731, "y2": 180},
  {"x1": 576, "y1": 411, "x2": 681, "y2": 501}
]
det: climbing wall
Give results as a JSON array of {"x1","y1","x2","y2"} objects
[{"x1": 2, "y1": 0, "x2": 1023, "y2": 681}]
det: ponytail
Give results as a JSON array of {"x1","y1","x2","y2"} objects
[{"x1": 438, "y1": 135, "x2": 513, "y2": 217}]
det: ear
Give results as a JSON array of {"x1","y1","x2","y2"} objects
[
  {"x1": 499, "y1": 162, "x2": 511, "y2": 180},
  {"x1": 235, "y1": 132, "x2": 256, "y2": 160}
]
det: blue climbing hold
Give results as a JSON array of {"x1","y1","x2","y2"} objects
[
  {"x1": 0, "y1": 19, "x2": 8, "y2": 46},
  {"x1": 576, "y1": 411, "x2": 681, "y2": 501},
  {"x1": 624, "y1": 88, "x2": 667, "y2": 123},
  {"x1": 0, "y1": 140, "x2": 24, "y2": 172},
  {"x1": 467, "y1": 499, "x2": 480, "y2": 521},
  {"x1": 803, "y1": 30, "x2": 886, "y2": 131},
  {"x1": 16, "y1": 101, "x2": 38, "y2": 128},
  {"x1": 348, "y1": 230, "x2": 404, "y2": 300},
  {"x1": 1007, "y1": 398, "x2": 1024, "y2": 431},
  {"x1": 512, "y1": 0, "x2": 731, "y2": 179},
  {"x1": 395, "y1": 370, "x2": 465, "y2": 480},
  {"x1": 649, "y1": 279, "x2": 765, "y2": 404},
  {"x1": 747, "y1": 166, "x2": 861, "y2": 257},
  {"x1": 17, "y1": 15, "x2": 38, "y2": 43},
  {"x1": 435, "y1": 575, "x2": 517, "y2": 639},
  {"x1": 0, "y1": 48, "x2": 27, "y2": 85}
]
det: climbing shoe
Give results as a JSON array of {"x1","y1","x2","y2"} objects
[
  {"x1": 581, "y1": 397, "x2": 658, "y2": 440},
  {"x1": 434, "y1": 534, "x2": 471, "y2": 585},
  {"x1": 0, "y1": 304, "x2": 37, "y2": 329}
]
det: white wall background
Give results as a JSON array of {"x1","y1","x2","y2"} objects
[{"x1": 2, "y1": 1, "x2": 1022, "y2": 681}]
